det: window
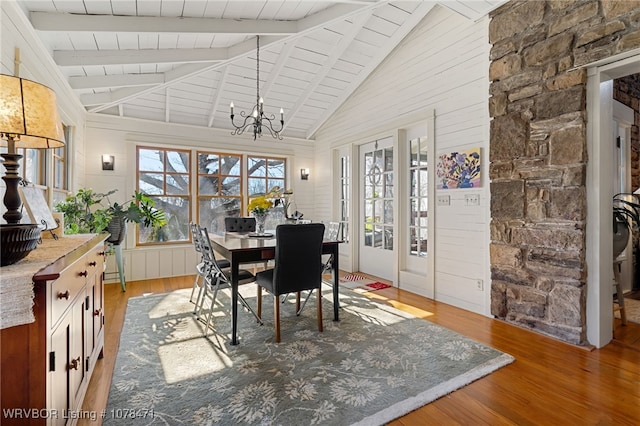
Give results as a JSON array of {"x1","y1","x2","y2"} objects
[
  {"x1": 52, "y1": 125, "x2": 71, "y2": 205},
  {"x1": 53, "y1": 126, "x2": 69, "y2": 190},
  {"x1": 137, "y1": 147, "x2": 190, "y2": 244},
  {"x1": 408, "y1": 137, "x2": 428, "y2": 257},
  {"x1": 247, "y1": 155, "x2": 286, "y2": 228},
  {"x1": 339, "y1": 154, "x2": 350, "y2": 243},
  {"x1": 196, "y1": 152, "x2": 242, "y2": 233}
]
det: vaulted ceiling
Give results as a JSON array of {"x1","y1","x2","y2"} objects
[{"x1": 16, "y1": 0, "x2": 505, "y2": 140}]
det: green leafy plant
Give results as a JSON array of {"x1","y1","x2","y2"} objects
[
  {"x1": 613, "y1": 193, "x2": 640, "y2": 234},
  {"x1": 613, "y1": 193, "x2": 640, "y2": 259},
  {"x1": 55, "y1": 188, "x2": 167, "y2": 235}
]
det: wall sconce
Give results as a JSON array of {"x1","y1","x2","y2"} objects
[
  {"x1": 300, "y1": 168, "x2": 309, "y2": 180},
  {"x1": 102, "y1": 154, "x2": 115, "y2": 171}
]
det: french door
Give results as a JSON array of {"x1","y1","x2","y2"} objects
[{"x1": 359, "y1": 137, "x2": 394, "y2": 281}]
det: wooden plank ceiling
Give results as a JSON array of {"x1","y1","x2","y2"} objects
[{"x1": 18, "y1": 0, "x2": 506, "y2": 140}]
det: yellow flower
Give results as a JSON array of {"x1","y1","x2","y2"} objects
[{"x1": 248, "y1": 196, "x2": 273, "y2": 215}]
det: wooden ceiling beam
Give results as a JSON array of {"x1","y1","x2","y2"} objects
[
  {"x1": 30, "y1": 12, "x2": 298, "y2": 35},
  {"x1": 54, "y1": 48, "x2": 228, "y2": 66}
]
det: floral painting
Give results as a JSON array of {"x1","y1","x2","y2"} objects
[{"x1": 436, "y1": 148, "x2": 481, "y2": 189}]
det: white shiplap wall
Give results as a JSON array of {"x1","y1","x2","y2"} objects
[
  {"x1": 84, "y1": 113, "x2": 316, "y2": 282},
  {"x1": 313, "y1": 5, "x2": 492, "y2": 315},
  {"x1": 1, "y1": 1, "x2": 89, "y2": 192}
]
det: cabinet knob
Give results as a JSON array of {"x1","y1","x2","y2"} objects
[
  {"x1": 67, "y1": 357, "x2": 81, "y2": 371},
  {"x1": 89, "y1": 261, "x2": 97, "y2": 267},
  {"x1": 93, "y1": 308, "x2": 102, "y2": 317},
  {"x1": 58, "y1": 290, "x2": 70, "y2": 300},
  {"x1": 78, "y1": 270, "x2": 88, "y2": 277}
]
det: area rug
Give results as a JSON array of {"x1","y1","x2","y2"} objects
[
  {"x1": 104, "y1": 287, "x2": 514, "y2": 425},
  {"x1": 619, "y1": 297, "x2": 640, "y2": 324}
]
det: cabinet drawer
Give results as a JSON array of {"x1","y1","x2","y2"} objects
[
  {"x1": 85, "y1": 246, "x2": 105, "y2": 277},
  {"x1": 50, "y1": 262, "x2": 87, "y2": 327}
]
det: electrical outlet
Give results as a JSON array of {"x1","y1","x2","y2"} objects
[
  {"x1": 437, "y1": 195, "x2": 450, "y2": 206},
  {"x1": 465, "y1": 194, "x2": 480, "y2": 206},
  {"x1": 476, "y1": 279, "x2": 483, "y2": 291}
]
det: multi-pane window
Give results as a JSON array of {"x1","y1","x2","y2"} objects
[
  {"x1": 409, "y1": 137, "x2": 428, "y2": 257},
  {"x1": 22, "y1": 149, "x2": 44, "y2": 185},
  {"x1": 197, "y1": 152, "x2": 242, "y2": 233},
  {"x1": 137, "y1": 147, "x2": 190, "y2": 244},
  {"x1": 53, "y1": 126, "x2": 68, "y2": 190},
  {"x1": 364, "y1": 145, "x2": 393, "y2": 250},
  {"x1": 247, "y1": 156, "x2": 286, "y2": 228},
  {"x1": 52, "y1": 125, "x2": 70, "y2": 205},
  {"x1": 339, "y1": 155, "x2": 350, "y2": 243}
]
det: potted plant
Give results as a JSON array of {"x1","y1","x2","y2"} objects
[
  {"x1": 55, "y1": 188, "x2": 167, "y2": 244},
  {"x1": 613, "y1": 193, "x2": 640, "y2": 259}
]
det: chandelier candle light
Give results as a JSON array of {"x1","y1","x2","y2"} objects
[{"x1": 230, "y1": 36, "x2": 284, "y2": 141}]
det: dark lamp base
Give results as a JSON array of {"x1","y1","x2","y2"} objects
[{"x1": 0, "y1": 224, "x2": 41, "y2": 266}]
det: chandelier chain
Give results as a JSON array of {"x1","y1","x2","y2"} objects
[{"x1": 229, "y1": 35, "x2": 284, "y2": 141}]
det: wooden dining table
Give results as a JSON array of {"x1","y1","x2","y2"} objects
[{"x1": 208, "y1": 231, "x2": 341, "y2": 345}]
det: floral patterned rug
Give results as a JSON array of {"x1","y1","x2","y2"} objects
[{"x1": 104, "y1": 287, "x2": 514, "y2": 425}]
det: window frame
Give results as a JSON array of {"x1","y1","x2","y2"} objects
[{"x1": 136, "y1": 145, "x2": 192, "y2": 246}]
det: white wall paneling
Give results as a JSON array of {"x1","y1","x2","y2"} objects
[{"x1": 314, "y1": 5, "x2": 491, "y2": 315}]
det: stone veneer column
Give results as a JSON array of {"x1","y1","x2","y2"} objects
[{"x1": 488, "y1": 0, "x2": 640, "y2": 344}]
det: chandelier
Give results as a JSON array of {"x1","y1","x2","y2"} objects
[{"x1": 230, "y1": 36, "x2": 284, "y2": 140}]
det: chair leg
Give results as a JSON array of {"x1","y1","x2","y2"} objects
[
  {"x1": 190, "y1": 273, "x2": 200, "y2": 303},
  {"x1": 296, "y1": 292, "x2": 301, "y2": 313},
  {"x1": 317, "y1": 287, "x2": 323, "y2": 333},
  {"x1": 257, "y1": 286, "x2": 262, "y2": 320},
  {"x1": 274, "y1": 296, "x2": 281, "y2": 343}
]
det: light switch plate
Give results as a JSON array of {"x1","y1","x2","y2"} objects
[
  {"x1": 437, "y1": 195, "x2": 450, "y2": 206},
  {"x1": 465, "y1": 194, "x2": 480, "y2": 206}
]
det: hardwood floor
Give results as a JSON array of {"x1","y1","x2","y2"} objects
[{"x1": 81, "y1": 274, "x2": 640, "y2": 425}]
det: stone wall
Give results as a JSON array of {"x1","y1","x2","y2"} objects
[{"x1": 488, "y1": 0, "x2": 640, "y2": 345}]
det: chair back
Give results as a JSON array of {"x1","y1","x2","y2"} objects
[
  {"x1": 197, "y1": 225, "x2": 227, "y2": 277},
  {"x1": 273, "y1": 223, "x2": 325, "y2": 295},
  {"x1": 325, "y1": 222, "x2": 342, "y2": 241},
  {"x1": 190, "y1": 222, "x2": 204, "y2": 254},
  {"x1": 225, "y1": 217, "x2": 256, "y2": 232}
]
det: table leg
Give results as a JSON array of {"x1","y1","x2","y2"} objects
[
  {"x1": 332, "y1": 244, "x2": 339, "y2": 321},
  {"x1": 231, "y1": 259, "x2": 240, "y2": 345}
]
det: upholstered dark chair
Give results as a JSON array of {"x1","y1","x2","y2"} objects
[
  {"x1": 256, "y1": 223, "x2": 325, "y2": 343},
  {"x1": 225, "y1": 216, "x2": 269, "y2": 272},
  {"x1": 224, "y1": 217, "x2": 256, "y2": 233},
  {"x1": 194, "y1": 224, "x2": 261, "y2": 334}
]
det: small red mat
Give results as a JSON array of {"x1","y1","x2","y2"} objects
[{"x1": 361, "y1": 282, "x2": 392, "y2": 291}]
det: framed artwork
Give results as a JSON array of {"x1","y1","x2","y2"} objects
[
  {"x1": 19, "y1": 185, "x2": 58, "y2": 230},
  {"x1": 436, "y1": 148, "x2": 481, "y2": 189}
]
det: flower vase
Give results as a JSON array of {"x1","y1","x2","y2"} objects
[{"x1": 254, "y1": 212, "x2": 267, "y2": 235}]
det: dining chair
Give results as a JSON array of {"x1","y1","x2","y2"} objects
[
  {"x1": 255, "y1": 223, "x2": 325, "y2": 343},
  {"x1": 195, "y1": 225, "x2": 262, "y2": 335},
  {"x1": 189, "y1": 222, "x2": 229, "y2": 309},
  {"x1": 224, "y1": 216, "x2": 269, "y2": 272},
  {"x1": 224, "y1": 217, "x2": 257, "y2": 233}
]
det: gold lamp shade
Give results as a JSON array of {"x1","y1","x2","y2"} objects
[
  {"x1": 0, "y1": 74, "x2": 65, "y2": 148},
  {"x1": 0, "y1": 74, "x2": 66, "y2": 266}
]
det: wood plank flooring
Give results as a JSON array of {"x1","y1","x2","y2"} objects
[{"x1": 80, "y1": 274, "x2": 640, "y2": 425}]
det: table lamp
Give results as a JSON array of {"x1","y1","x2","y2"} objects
[{"x1": 0, "y1": 74, "x2": 65, "y2": 266}]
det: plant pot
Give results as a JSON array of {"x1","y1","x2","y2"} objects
[
  {"x1": 107, "y1": 216, "x2": 126, "y2": 245},
  {"x1": 613, "y1": 219, "x2": 630, "y2": 259}
]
